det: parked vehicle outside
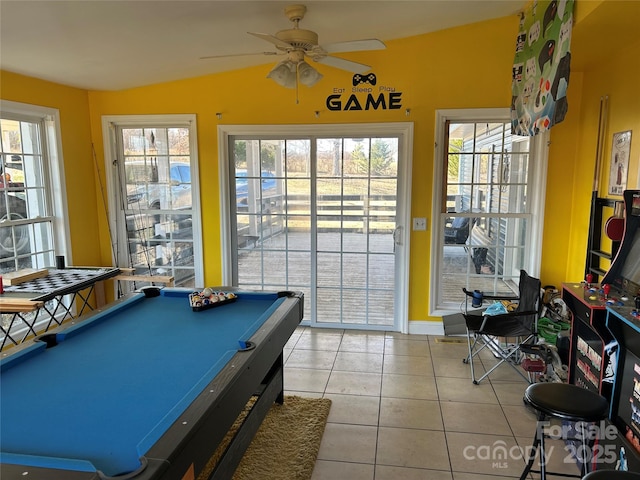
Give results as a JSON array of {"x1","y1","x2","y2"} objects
[
  {"x1": 0, "y1": 155, "x2": 30, "y2": 268},
  {"x1": 124, "y1": 161, "x2": 194, "y2": 286},
  {"x1": 126, "y1": 162, "x2": 192, "y2": 211},
  {"x1": 235, "y1": 170, "x2": 277, "y2": 209}
]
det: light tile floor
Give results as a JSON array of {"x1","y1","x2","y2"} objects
[{"x1": 282, "y1": 328, "x2": 583, "y2": 480}]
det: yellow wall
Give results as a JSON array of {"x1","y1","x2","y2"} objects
[
  {"x1": 0, "y1": 71, "x2": 101, "y2": 266},
  {"x1": 566, "y1": 36, "x2": 640, "y2": 281},
  {"x1": 544, "y1": 0, "x2": 640, "y2": 286},
  {"x1": 1, "y1": 4, "x2": 638, "y2": 323},
  {"x1": 86, "y1": 15, "x2": 518, "y2": 321}
]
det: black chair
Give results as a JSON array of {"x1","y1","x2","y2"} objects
[
  {"x1": 462, "y1": 269, "x2": 541, "y2": 384},
  {"x1": 520, "y1": 383, "x2": 609, "y2": 480},
  {"x1": 444, "y1": 216, "x2": 472, "y2": 245}
]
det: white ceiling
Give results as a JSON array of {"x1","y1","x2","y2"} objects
[{"x1": 0, "y1": 1, "x2": 527, "y2": 91}]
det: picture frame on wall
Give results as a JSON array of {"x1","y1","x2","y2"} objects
[{"x1": 608, "y1": 130, "x2": 632, "y2": 196}]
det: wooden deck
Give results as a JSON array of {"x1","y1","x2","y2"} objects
[
  {"x1": 237, "y1": 232, "x2": 395, "y2": 327},
  {"x1": 441, "y1": 245, "x2": 517, "y2": 304},
  {"x1": 236, "y1": 232, "x2": 517, "y2": 329}
]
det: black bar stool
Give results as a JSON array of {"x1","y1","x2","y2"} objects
[
  {"x1": 520, "y1": 383, "x2": 609, "y2": 480},
  {"x1": 583, "y1": 472, "x2": 640, "y2": 479}
]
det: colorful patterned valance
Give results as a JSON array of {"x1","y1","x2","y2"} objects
[{"x1": 511, "y1": 0, "x2": 575, "y2": 136}]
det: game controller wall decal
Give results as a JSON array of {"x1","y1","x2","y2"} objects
[
  {"x1": 511, "y1": 0, "x2": 575, "y2": 136},
  {"x1": 353, "y1": 73, "x2": 377, "y2": 86}
]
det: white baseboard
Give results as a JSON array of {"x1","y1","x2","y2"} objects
[{"x1": 408, "y1": 320, "x2": 445, "y2": 336}]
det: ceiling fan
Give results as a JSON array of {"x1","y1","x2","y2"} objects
[{"x1": 201, "y1": 4, "x2": 385, "y2": 95}]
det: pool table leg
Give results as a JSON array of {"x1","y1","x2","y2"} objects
[{"x1": 274, "y1": 353, "x2": 285, "y2": 405}]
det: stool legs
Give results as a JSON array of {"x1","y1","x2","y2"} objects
[
  {"x1": 520, "y1": 383, "x2": 609, "y2": 479},
  {"x1": 521, "y1": 411, "x2": 546, "y2": 480},
  {"x1": 520, "y1": 415, "x2": 596, "y2": 479},
  {"x1": 577, "y1": 421, "x2": 590, "y2": 477}
]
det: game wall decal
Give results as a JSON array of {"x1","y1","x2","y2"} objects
[
  {"x1": 325, "y1": 73, "x2": 403, "y2": 111},
  {"x1": 511, "y1": 0, "x2": 574, "y2": 136}
]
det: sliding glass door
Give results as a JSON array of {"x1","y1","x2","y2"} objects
[
  {"x1": 223, "y1": 124, "x2": 411, "y2": 332},
  {"x1": 315, "y1": 137, "x2": 398, "y2": 326}
]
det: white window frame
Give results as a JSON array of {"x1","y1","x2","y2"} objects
[
  {"x1": 0, "y1": 99, "x2": 71, "y2": 266},
  {"x1": 101, "y1": 114, "x2": 204, "y2": 288},
  {"x1": 430, "y1": 108, "x2": 549, "y2": 317}
]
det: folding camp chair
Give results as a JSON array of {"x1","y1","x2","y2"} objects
[{"x1": 462, "y1": 269, "x2": 542, "y2": 384}]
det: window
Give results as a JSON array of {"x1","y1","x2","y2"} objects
[
  {"x1": 445, "y1": 122, "x2": 530, "y2": 274},
  {"x1": 102, "y1": 115, "x2": 203, "y2": 289},
  {"x1": 0, "y1": 101, "x2": 67, "y2": 273},
  {"x1": 431, "y1": 109, "x2": 548, "y2": 314}
]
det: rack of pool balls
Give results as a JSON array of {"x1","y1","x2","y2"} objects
[{"x1": 189, "y1": 288, "x2": 237, "y2": 311}]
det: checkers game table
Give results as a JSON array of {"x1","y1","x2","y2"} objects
[
  {"x1": 0, "y1": 287, "x2": 304, "y2": 480},
  {"x1": 0, "y1": 267, "x2": 121, "y2": 349}
]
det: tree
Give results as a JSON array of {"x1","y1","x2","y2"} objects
[
  {"x1": 370, "y1": 140, "x2": 395, "y2": 175},
  {"x1": 234, "y1": 141, "x2": 246, "y2": 168},
  {"x1": 260, "y1": 142, "x2": 276, "y2": 173},
  {"x1": 447, "y1": 138, "x2": 463, "y2": 183},
  {"x1": 350, "y1": 142, "x2": 368, "y2": 174}
]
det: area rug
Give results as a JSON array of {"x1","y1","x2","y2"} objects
[{"x1": 197, "y1": 395, "x2": 332, "y2": 480}]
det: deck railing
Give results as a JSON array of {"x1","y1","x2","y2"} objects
[{"x1": 237, "y1": 194, "x2": 397, "y2": 242}]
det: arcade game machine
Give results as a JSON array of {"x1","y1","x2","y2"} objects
[
  {"x1": 562, "y1": 280, "x2": 616, "y2": 400},
  {"x1": 566, "y1": 190, "x2": 640, "y2": 471},
  {"x1": 604, "y1": 190, "x2": 640, "y2": 471},
  {"x1": 563, "y1": 191, "x2": 639, "y2": 401}
]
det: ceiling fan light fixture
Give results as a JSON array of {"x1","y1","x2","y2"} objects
[
  {"x1": 267, "y1": 60, "x2": 297, "y2": 88},
  {"x1": 206, "y1": 4, "x2": 387, "y2": 93},
  {"x1": 297, "y1": 60, "x2": 322, "y2": 87}
]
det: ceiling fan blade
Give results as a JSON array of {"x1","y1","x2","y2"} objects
[
  {"x1": 314, "y1": 55, "x2": 372, "y2": 74},
  {"x1": 200, "y1": 51, "x2": 281, "y2": 60},
  {"x1": 321, "y1": 39, "x2": 386, "y2": 54},
  {"x1": 248, "y1": 32, "x2": 292, "y2": 50}
]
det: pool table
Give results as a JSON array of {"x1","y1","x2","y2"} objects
[{"x1": 0, "y1": 287, "x2": 304, "y2": 480}]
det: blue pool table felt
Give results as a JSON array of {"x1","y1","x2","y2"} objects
[{"x1": 0, "y1": 290, "x2": 284, "y2": 477}]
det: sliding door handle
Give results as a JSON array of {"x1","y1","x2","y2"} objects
[{"x1": 393, "y1": 226, "x2": 403, "y2": 248}]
